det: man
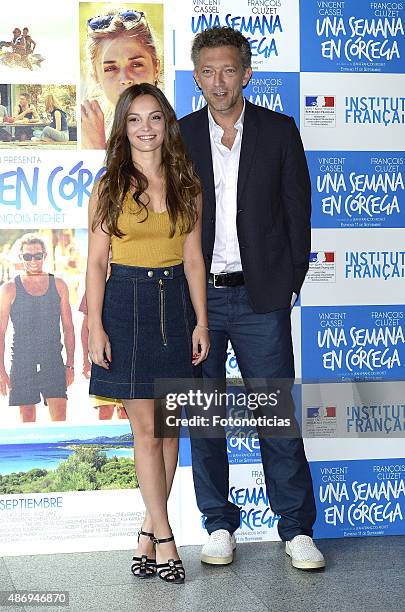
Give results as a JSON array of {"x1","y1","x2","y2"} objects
[
  {"x1": 179, "y1": 27, "x2": 325, "y2": 570},
  {"x1": 11, "y1": 28, "x2": 26, "y2": 55},
  {"x1": 0, "y1": 234, "x2": 75, "y2": 422},
  {"x1": 13, "y1": 92, "x2": 39, "y2": 141}
]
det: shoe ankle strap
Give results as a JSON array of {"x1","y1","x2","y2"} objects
[
  {"x1": 138, "y1": 529, "x2": 154, "y2": 539},
  {"x1": 152, "y1": 535, "x2": 174, "y2": 545}
]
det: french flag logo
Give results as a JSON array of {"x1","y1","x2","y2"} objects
[
  {"x1": 309, "y1": 252, "x2": 335, "y2": 263},
  {"x1": 307, "y1": 406, "x2": 336, "y2": 418},
  {"x1": 305, "y1": 96, "x2": 335, "y2": 108}
]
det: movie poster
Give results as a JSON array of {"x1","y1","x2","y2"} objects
[
  {"x1": 300, "y1": 0, "x2": 405, "y2": 73},
  {"x1": 0, "y1": 0, "x2": 404, "y2": 556},
  {"x1": 307, "y1": 151, "x2": 405, "y2": 229},
  {"x1": 79, "y1": 2, "x2": 164, "y2": 149}
]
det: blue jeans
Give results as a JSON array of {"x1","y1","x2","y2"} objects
[
  {"x1": 188, "y1": 284, "x2": 316, "y2": 541},
  {"x1": 41, "y1": 126, "x2": 69, "y2": 142}
]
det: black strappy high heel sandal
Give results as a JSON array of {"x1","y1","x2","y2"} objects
[
  {"x1": 152, "y1": 535, "x2": 185, "y2": 584},
  {"x1": 130, "y1": 530, "x2": 157, "y2": 579}
]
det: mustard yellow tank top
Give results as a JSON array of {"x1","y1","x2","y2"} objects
[{"x1": 111, "y1": 192, "x2": 186, "y2": 267}]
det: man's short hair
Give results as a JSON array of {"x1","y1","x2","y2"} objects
[
  {"x1": 19, "y1": 233, "x2": 46, "y2": 253},
  {"x1": 19, "y1": 92, "x2": 30, "y2": 101},
  {"x1": 191, "y1": 27, "x2": 252, "y2": 71}
]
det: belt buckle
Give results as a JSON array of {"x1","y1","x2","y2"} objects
[{"x1": 213, "y1": 273, "x2": 224, "y2": 288}]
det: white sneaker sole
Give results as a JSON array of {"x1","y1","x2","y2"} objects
[
  {"x1": 286, "y1": 549, "x2": 326, "y2": 570},
  {"x1": 201, "y1": 552, "x2": 234, "y2": 565}
]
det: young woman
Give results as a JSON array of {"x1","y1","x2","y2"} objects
[
  {"x1": 35, "y1": 94, "x2": 69, "y2": 143},
  {"x1": 81, "y1": 9, "x2": 161, "y2": 149},
  {"x1": 86, "y1": 83, "x2": 209, "y2": 584}
]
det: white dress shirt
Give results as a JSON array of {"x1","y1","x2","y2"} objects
[
  {"x1": 208, "y1": 101, "x2": 245, "y2": 274},
  {"x1": 207, "y1": 102, "x2": 297, "y2": 308}
]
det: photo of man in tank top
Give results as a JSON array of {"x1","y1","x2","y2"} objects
[{"x1": 0, "y1": 233, "x2": 75, "y2": 422}]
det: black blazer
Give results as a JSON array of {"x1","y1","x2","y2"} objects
[{"x1": 179, "y1": 99, "x2": 311, "y2": 314}]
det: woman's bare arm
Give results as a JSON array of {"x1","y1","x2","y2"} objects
[
  {"x1": 183, "y1": 194, "x2": 209, "y2": 365},
  {"x1": 86, "y1": 184, "x2": 111, "y2": 368}
]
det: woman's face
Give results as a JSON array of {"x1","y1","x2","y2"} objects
[
  {"x1": 126, "y1": 94, "x2": 165, "y2": 155},
  {"x1": 95, "y1": 32, "x2": 160, "y2": 106}
]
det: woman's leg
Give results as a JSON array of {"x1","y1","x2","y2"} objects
[
  {"x1": 137, "y1": 435, "x2": 179, "y2": 557},
  {"x1": 124, "y1": 398, "x2": 181, "y2": 564},
  {"x1": 161, "y1": 399, "x2": 181, "y2": 497},
  {"x1": 40, "y1": 126, "x2": 69, "y2": 142},
  {"x1": 138, "y1": 424, "x2": 179, "y2": 557}
]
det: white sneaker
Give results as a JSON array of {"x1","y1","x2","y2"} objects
[
  {"x1": 200, "y1": 529, "x2": 237, "y2": 565},
  {"x1": 285, "y1": 535, "x2": 325, "y2": 570}
]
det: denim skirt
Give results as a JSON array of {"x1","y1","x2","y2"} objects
[{"x1": 89, "y1": 263, "x2": 196, "y2": 399}]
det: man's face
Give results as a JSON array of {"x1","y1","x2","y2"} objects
[
  {"x1": 193, "y1": 45, "x2": 252, "y2": 115},
  {"x1": 19, "y1": 95, "x2": 28, "y2": 108},
  {"x1": 20, "y1": 243, "x2": 46, "y2": 275}
]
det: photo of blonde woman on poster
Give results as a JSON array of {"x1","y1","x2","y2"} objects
[{"x1": 79, "y1": 3, "x2": 164, "y2": 149}]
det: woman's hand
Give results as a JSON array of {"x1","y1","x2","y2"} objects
[
  {"x1": 88, "y1": 325, "x2": 111, "y2": 370},
  {"x1": 81, "y1": 99, "x2": 106, "y2": 150},
  {"x1": 191, "y1": 325, "x2": 210, "y2": 366}
]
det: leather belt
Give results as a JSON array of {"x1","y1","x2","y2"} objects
[{"x1": 208, "y1": 272, "x2": 244, "y2": 288}]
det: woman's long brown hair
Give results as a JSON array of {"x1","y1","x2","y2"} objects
[{"x1": 92, "y1": 83, "x2": 201, "y2": 238}]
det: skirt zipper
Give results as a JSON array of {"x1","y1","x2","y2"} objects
[{"x1": 159, "y1": 279, "x2": 167, "y2": 346}]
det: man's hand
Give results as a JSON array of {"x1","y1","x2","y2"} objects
[
  {"x1": 0, "y1": 368, "x2": 11, "y2": 396},
  {"x1": 82, "y1": 359, "x2": 92, "y2": 379},
  {"x1": 66, "y1": 367, "x2": 74, "y2": 387}
]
